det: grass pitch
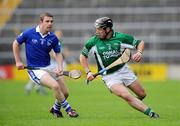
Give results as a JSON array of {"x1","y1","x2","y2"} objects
[{"x1": 0, "y1": 79, "x2": 180, "y2": 126}]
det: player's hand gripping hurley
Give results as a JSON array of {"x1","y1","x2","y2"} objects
[
  {"x1": 24, "y1": 66, "x2": 82, "y2": 79},
  {"x1": 86, "y1": 48, "x2": 131, "y2": 84}
]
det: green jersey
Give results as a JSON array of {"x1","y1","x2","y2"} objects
[{"x1": 81, "y1": 31, "x2": 141, "y2": 74}]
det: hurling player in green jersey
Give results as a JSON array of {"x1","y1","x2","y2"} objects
[{"x1": 80, "y1": 17, "x2": 159, "y2": 118}]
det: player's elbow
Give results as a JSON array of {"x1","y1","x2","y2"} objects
[{"x1": 79, "y1": 54, "x2": 87, "y2": 63}]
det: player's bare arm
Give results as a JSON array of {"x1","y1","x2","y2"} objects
[
  {"x1": 80, "y1": 54, "x2": 94, "y2": 81},
  {"x1": 53, "y1": 53, "x2": 63, "y2": 76},
  {"x1": 12, "y1": 40, "x2": 24, "y2": 70},
  {"x1": 132, "y1": 40, "x2": 144, "y2": 62}
]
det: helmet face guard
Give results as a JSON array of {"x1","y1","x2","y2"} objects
[{"x1": 94, "y1": 17, "x2": 113, "y2": 29}]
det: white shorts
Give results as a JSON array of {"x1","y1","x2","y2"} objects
[
  {"x1": 102, "y1": 64, "x2": 137, "y2": 89},
  {"x1": 27, "y1": 64, "x2": 59, "y2": 85}
]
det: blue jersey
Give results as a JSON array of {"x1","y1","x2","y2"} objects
[{"x1": 16, "y1": 26, "x2": 61, "y2": 67}]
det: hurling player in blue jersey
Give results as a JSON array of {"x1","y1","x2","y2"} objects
[{"x1": 12, "y1": 12, "x2": 78, "y2": 118}]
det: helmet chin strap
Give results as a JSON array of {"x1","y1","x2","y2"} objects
[{"x1": 103, "y1": 27, "x2": 111, "y2": 39}]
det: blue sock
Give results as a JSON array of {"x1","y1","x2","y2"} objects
[
  {"x1": 53, "y1": 99, "x2": 61, "y2": 111},
  {"x1": 61, "y1": 99, "x2": 71, "y2": 112}
]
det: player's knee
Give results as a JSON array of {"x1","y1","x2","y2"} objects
[
  {"x1": 138, "y1": 90, "x2": 146, "y2": 100},
  {"x1": 51, "y1": 84, "x2": 60, "y2": 92}
]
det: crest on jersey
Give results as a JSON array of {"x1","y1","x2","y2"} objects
[
  {"x1": 32, "y1": 39, "x2": 38, "y2": 44},
  {"x1": 47, "y1": 40, "x2": 52, "y2": 46}
]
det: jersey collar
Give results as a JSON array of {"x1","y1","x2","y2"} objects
[
  {"x1": 36, "y1": 26, "x2": 50, "y2": 38},
  {"x1": 112, "y1": 29, "x2": 116, "y2": 37}
]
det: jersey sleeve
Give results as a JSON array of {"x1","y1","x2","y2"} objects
[
  {"x1": 52, "y1": 37, "x2": 61, "y2": 53},
  {"x1": 120, "y1": 33, "x2": 141, "y2": 48},
  {"x1": 16, "y1": 30, "x2": 29, "y2": 44},
  {"x1": 81, "y1": 36, "x2": 95, "y2": 57}
]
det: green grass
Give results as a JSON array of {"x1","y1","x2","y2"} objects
[{"x1": 0, "y1": 79, "x2": 180, "y2": 126}]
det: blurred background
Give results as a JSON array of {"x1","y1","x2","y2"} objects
[{"x1": 0, "y1": 0, "x2": 180, "y2": 81}]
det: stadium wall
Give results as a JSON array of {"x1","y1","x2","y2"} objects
[{"x1": 0, "y1": 64, "x2": 179, "y2": 81}]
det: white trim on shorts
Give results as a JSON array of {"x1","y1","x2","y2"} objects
[
  {"x1": 28, "y1": 69, "x2": 46, "y2": 85},
  {"x1": 27, "y1": 63, "x2": 60, "y2": 85},
  {"x1": 102, "y1": 64, "x2": 137, "y2": 89}
]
